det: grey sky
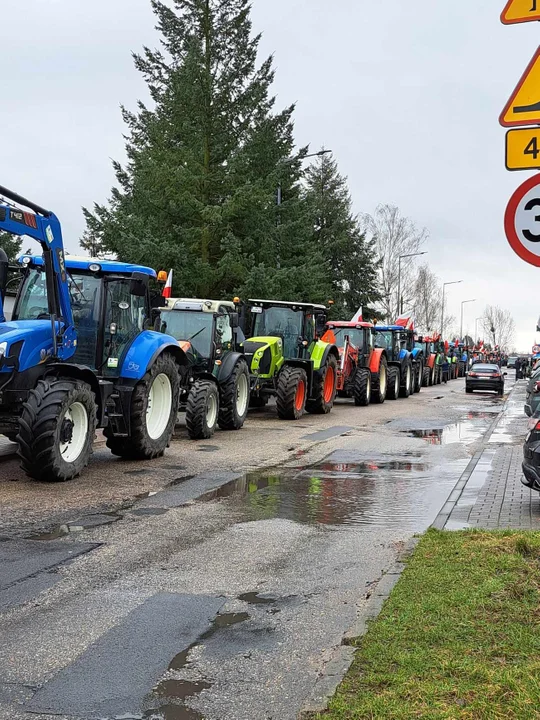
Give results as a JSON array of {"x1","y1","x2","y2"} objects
[{"x1": 2, "y1": 0, "x2": 537, "y2": 350}]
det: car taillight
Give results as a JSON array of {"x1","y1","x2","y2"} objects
[
  {"x1": 469, "y1": 372, "x2": 477, "y2": 377},
  {"x1": 534, "y1": 382, "x2": 540, "y2": 394},
  {"x1": 493, "y1": 373, "x2": 501, "y2": 378}
]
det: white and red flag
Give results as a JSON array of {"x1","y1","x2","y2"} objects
[
  {"x1": 351, "y1": 307, "x2": 363, "y2": 322},
  {"x1": 162, "y1": 270, "x2": 173, "y2": 298},
  {"x1": 395, "y1": 314, "x2": 415, "y2": 331}
]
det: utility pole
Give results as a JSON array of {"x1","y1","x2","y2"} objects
[
  {"x1": 441, "y1": 280, "x2": 463, "y2": 336},
  {"x1": 397, "y1": 251, "x2": 427, "y2": 318}
]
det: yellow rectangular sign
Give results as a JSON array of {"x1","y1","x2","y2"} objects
[
  {"x1": 506, "y1": 128, "x2": 540, "y2": 170},
  {"x1": 502, "y1": 0, "x2": 540, "y2": 24}
]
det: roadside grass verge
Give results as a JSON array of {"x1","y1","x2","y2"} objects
[{"x1": 316, "y1": 529, "x2": 540, "y2": 719}]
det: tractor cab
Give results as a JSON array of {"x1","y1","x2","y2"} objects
[
  {"x1": 373, "y1": 325, "x2": 422, "y2": 397},
  {"x1": 372, "y1": 326, "x2": 412, "y2": 360}
]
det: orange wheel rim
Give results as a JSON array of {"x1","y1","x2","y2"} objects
[
  {"x1": 295, "y1": 380, "x2": 306, "y2": 411},
  {"x1": 323, "y1": 366, "x2": 335, "y2": 403}
]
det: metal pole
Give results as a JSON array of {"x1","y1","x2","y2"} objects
[
  {"x1": 441, "y1": 285, "x2": 445, "y2": 337},
  {"x1": 460, "y1": 302, "x2": 464, "y2": 340},
  {"x1": 397, "y1": 257, "x2": 402, "y2": 319}
]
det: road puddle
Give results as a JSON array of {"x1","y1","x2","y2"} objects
[
  {"x1": 27, "y1": 512, "x2": 121, "y2": 540},
  {"x1": 403, "y1": 417, "x2": 492, "y2": 446}
]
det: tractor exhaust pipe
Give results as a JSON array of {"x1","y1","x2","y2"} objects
[{"x1": 0, "y1": 247, "x2": 8, "y2": 323}]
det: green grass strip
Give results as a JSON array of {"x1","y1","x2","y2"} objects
[{"x1": 317, "y1": 529, "x2": 540, "y2": 720}]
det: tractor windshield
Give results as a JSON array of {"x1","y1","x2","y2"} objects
[
  {"x1": 252, "y1": 306, "x2": 304, "y2": 358},
  {"x1": 159, "y1": 310, "x2": 213, "y2": 358},
  {"x1": 373, "y1": 330, "x2": 394, "y2": 352},
  {"x1": 331, "y1": 327, "x2": 364, "y2": 350}
]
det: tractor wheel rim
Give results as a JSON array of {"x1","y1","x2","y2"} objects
[
  {"x1": 147, "y1": 373, "x2": 172, "y2": 440},
  {"x1": 59, "y1": 402, "x2": 89, "y2": 463},
  {"x1": 407, "y1": 367, "x2": 411, "y2": 390},
  {"x1": 206, "y1": 391, "x2": 218, "y2": 429},
  {"x1": 395, "y1": 374, "x2": 399, "y2": 394},
  {"x1": 295, "y1": 379, "x2": 306, "y2": 411},
  {"x1": 236, "y1": 372, "x2": 249, "y2": 416},
  {"x1": 379, "y1": 365, "x2": 387, "y2": 395},
  {"x1": 366, "y1": 375, "x2": 372, "y2": 402},
  {"x1": 323, "y1": 366, "x2": 335, "y2": 403}
]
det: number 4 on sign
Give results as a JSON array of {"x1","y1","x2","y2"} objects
[{"x1": 501, "y1": 0, "x2": 540, "y2": 23}]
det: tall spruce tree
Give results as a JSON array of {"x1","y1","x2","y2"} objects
[
  {"x1": 83, "y1": 0, "x2": 331, "y2": 302},
  {"x1": 303, "y1": 153, "x2": 381, "y2": 318}
]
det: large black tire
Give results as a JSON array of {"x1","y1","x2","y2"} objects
[
  {"x1": 218, "y1": 360, "x2": 250, "y2": 431},
  {"x1": 306, "y1": 355, "x2": 338, "y2": 415},
  {"x1": 106, "y1": 353, "x2": 180, "y2": 458},
  {"x1": 185, "y1": 380, "x2": 220, "y2": 440},
  {"x1": 400, "y1": 362, "x2": 413, "y2": 398},
  {"x1": 458, "y1": 361, "x2": 466, "y2": 378},
  {"x1": 371, "y1": 356, "x2": 388, "y2": 404},
  {"x1": 387, "y1": 366, "x2": 400, "y2": 400},
  {"x1": 353, "y1": 368, "x2": 371, "y2": 407},
  {"x1": 276, "y1": 367, "x2": 308, "y2": 420},
  {"x1": 413, "y1": 362, "x2": 423, "y2": 393},
  {"x1": 466, "y1": 387, "x2": 473, "y2": 394},
  {"x1": 18, "y1": 378, "x2": 97, "y2": 482},
  {"x1": 422, "y1": 366, "x2": 431, "y2": 388}
]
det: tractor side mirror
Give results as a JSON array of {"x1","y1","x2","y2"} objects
[
  {"x1": 230, "y1": 312, "x2": 239, "y2": 329},
  {"x1": 315, "y1": 313, "x2": 327, "y2": 337},
  {"x1": 130, "y1": 272, "x2": 149, "y2": 297}
]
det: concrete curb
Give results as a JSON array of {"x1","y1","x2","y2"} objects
[{"x1": 298, "y1": 537, "x2": 419, "y2": 718}]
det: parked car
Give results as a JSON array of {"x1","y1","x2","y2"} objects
[
  {"x1": 507, "y1": 356, "x2": 518, "y2": 369},
  {"x1": 522, "y1": 409, "x2": 540, "y2": 491},
  {"x1": 524, "y1": 368, "x2": 540, "y2": 416},
  {"x1": 465, "y1": 363, "x2": 506, "y2": 396}
]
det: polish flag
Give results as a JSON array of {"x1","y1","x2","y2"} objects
[
  {"x1": 395, "y1": 314, "x2": 414, "y2": 331},
  {"x1": 162, "y1": 269, "x2": 173, "y2": 298},
  {"x1": 351, "y1": 307, "x2": 363, "y2": 322}
]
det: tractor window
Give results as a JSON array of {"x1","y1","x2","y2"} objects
[
  {"x1": 331, "y1": 327, "x2": 364, "y2": 350},
  {"x1": 216, "y1": 313, "x2": 233, "y2": 349},
  {"x1": 102, "y1": 279, "x2": 147, "y2": 376},
  {"x1": 373, "y1": 330, "x2": 393, "y2": 352},
  {"x1": 159, "y1": 310, "x2": 213, "y2": 358},
  {"x1": 253, "y1": 307, "x2": 303, "y2": 358}
]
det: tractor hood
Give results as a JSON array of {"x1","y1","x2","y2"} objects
[
  {"x1": 0, "y1": 320, "x2": 62, "y2": 373},
  {"x1": 243, "y1": 336, "x2": 283, "y2": 378}
]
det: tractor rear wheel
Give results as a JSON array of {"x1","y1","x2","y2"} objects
[
  {"x1": 218, "y1": 360, "x2": 250, "y2": 431},
  {"x1": 399, "y1": 362, "x2": 413, "y2": 398},
  {"x1": 106, "y1": 353, "x2": 180, "y2": 458},
  {"x1": 276, "y1": 367, "x2": 308, "y2": 420},
  {"x1": 371, "y1": 356, "x2": 388, "y2": 404},
  {"x1": 413, "y1": 362, "x2": 423, "y2": 393},
  {"x1": 422, "y1": 366, "x2": 431, "y2": 387},
  {"x1": 18, "y1": 378, "x2": 97, "y2": 482},
  {"x1": 387, "y1": 367, "x2": 400, "y2": 400},
  {"x1": 353, "y1": 368, "x2": 371, "y2": 407},
  {"x1": 306, "y1": 355, "x2": 338, "y2": 414},
  {"x1": 186, "y1": 380, "x2": 220, "y2": 439}
]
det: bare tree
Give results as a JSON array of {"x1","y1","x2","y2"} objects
[
  {"x1": 481, "y1": 305, "x2": 515, "y2": 351},
  {"x1": 412, "y1": 264, "x2": 441, "y2": 334},
  {"x1": 361, "y1": 204, "x2": 428, "y2": 321}
]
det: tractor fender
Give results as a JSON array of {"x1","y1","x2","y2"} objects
[
  {"x1": 427, "y1": 353, "x2": 436, "y2": 369},
  {"x1": 411, "y1": 348, "x2": 424, "y2": 365},
  {"x1": 121, "y1": 331, "x2": 189, "y2": 381},
  {"x1": 44, "y1": 363, "x2": 103, "y2": 421},
  {"x1": 368, "y1": 348, "x2": 386, "y2": 374},
  {"x1": 217, "y1": 351, "x2": 245, "y2": 383},
  {"x1": 313, "y1": 342, "x2": 340, "y2": 372}
]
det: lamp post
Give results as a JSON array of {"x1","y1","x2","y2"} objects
[
  {"x1": 460, "y1": 299, "x2": 476, "y2": 340},
  {"x1": 397, "y1": 251, "x2": 427, "y2": 317},
  {"x1": 475, "y1": 317, "x2": 482, "y2": 344},
  {"x1": 441, "y1": 280, "x2": 463, "y2": 337}
]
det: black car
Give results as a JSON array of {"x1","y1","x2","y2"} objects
[
  {"x1": 523, "y1": 410, "x2": 540, "y2": 491},
  {"x1": 465, "y1": 363, "x2": 506, "y2": 396}
]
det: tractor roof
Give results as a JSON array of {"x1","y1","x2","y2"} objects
[
  {"x1": 326, "y1": 321, "x2": 374, "y2": 329},
  {"x1": 374, "y1": 325, "x2": 411, "y2": 332},
  {"x1": 248, "y1": 299, "x2": 327, "y2": 311},
  {"x1": 161, "y1": 298, "x2": 236, "y2": 314},
  {"x1": 19, "y1": 255, "x2": 157, "y2": 277}
]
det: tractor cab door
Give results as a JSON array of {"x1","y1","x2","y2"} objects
[
  {"x1": 216, "y1": 307, "x2": 233, "y2": 354},
  {"x1": 101, "y1": 278, "x2": 147, "y2": 376}
]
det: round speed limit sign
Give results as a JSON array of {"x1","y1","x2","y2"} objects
[
  {"x1": 505, "y1": 174, "x2": 540, "y2": 266},
  {"x1": 533, "y1": 345, "x2": 540, "y2": 354}
]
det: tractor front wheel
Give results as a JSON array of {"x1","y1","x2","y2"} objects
[
  {"x1": 218, "y1": 360, "x2": 250, "y2": 431},
  {"x1": 413, "y1": 362, "x2": 423, "y2": 393},
  {"x1": 18, "y1": 378, "x2": 97, "y2": 482},
  {"x1": 276, "y1": 367, "x2": 308, "y2": 420},
  {"x1": 186, "y1": 380, "x2": 220, "y2": 439},
  {"x1": 422, "y1": 366, "x2": 431, "y2": 387},
  {"x1": 106, "y1": 353, "x2": 180, "y2": 458},
  {"x1": 371, "y1": 356, "x2": 388, "y2": 404},
  {"x1": 387, "y1": 367, "x2": 400, "y2": 400},
  {"x1": 399, "y1": 362, "x2": 413, "y2": 398},
  {"x1": 353, "y1": 368, "x2": 371, "y2": 407},
  {"x1": 306, "y1": 355, "x2": 338, "y2": 415}
]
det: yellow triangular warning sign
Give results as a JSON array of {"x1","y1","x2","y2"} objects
[
  {"x1": 502, "y1": 0, "x2": 540, "y2": 24},
  {"x1": 500, "y1": 47, "x2": 540, "y2": 127}
]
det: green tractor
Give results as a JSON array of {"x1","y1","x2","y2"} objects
[{"x1": 240, "y1": 300, "x2": 339, "y2": 420}]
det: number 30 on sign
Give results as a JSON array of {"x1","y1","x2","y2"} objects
[{"x1": 506, "y1": 128, "x2": 540, "y2": 171}]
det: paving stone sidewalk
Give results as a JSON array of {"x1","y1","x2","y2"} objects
[{"x1": 445, "y1": 381, "x2": 540, "y2": 530}]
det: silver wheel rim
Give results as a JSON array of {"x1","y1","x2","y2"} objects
[
  {"x1": 147, "y1": 373, "x2": 172, "y2": 440},
  {"x1": 236, "y1": 372, "x2": 249, "y2": 417},
  {"x1": 366, "y1": 375, "x2": 372, "y2": 402},
  {"x1": 395, "y1": 374, "x2": 399, "y2": 395},
  {"x1": 206, "y1": 391, "x2": 218, "y2": 429},
  {"x1": 407, "y1": 367, "x2": 411, "y2": 391},
  {"x1": 379, "y1": 365, "x2": 387, "y2": 395},
  {"x1": 60, "y1": 402, "x2": 89, "y2": 463}
]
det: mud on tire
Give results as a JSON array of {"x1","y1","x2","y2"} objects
[
  {"x1": 306, "y1": 354, "x2": 338, "y2": 415},
  {"x1": 387, "y1": 366, "x2": 400, "y2": 400},
  {"x1": 276, "y1": 366, "x2": 308, "y2": 420},
  {"x1": 353, "y1": 367, "x2": 371, "y2": 407},
  {"x1": 106, "y1": 352, "x2": 180, "y2": 458},
  {"x1": 18, "y1": 378, "x2": 97, "y2": 482},
  {"x1": 218, "y1": 360, "x2": 250, "y2": 431},
  {"x1": 186, "y1": 380, "x2": 220, "y2": 440}
]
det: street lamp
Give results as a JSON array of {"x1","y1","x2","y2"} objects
[
  {"x1": 460, "y1": 299, "x2": 476, "y2": 340},
  {"x1": 397, "y1": 251, "x2": 427, "y2": 316},
  {"x1": 441, "y1": 280, "x2": 463, "y2": 336},
  {"x1": 475, "y1": 317, "x2": 482, "y2": 344}
]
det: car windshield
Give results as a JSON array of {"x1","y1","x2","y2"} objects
[
  {"x1": 330, "y1": 327, "x2": 364, "y2": 350},
  {"x1": 373, "y1": 330, "x2": 393, "y2": 351},
  {"x1": 159, "y1": 310, "x2": 213, "y2": 357},
  {"x1": 471, "y1": 364, "x2": 499, "y2": 372},
  {"x1": 253, "y1": 306, "x2": 304, "y2": 357}
]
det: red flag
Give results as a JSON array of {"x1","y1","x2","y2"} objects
[
  {"x1": 454, "y1": 339, "x2": 459, "y2": 348},
  {"x1": 444, "y1": 340, "x2": 449, "y2": 353},
  {"x1": 395, "y1": 314, "x2": 415, "y2": 331},
  {"x1": 162, "y1": 270, "x2": 173, "y2": 298}
]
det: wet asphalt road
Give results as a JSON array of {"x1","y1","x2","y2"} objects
[{"x1": 0, "y1": 378, "x2": 512, "y2": 720}]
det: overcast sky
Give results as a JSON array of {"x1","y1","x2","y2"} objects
[{"x1": 2, "y1": 0, "x2": 538, "y2": 350}]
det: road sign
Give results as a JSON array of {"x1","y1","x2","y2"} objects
[
  {"x1": 504, "y1": 174, "x2": 540, "y2": 266},
  {"x1": 500, "y1": 46, "x2": 540, "y2": 127},
  {"x1": 532, "y1": 344, "x2": 540, "y2": 354},
  {"x1": 501, "y1": 0, "x2": 540, "y2": 24},
  {"x1": 506, "y1": 128, "x2": 540, "y2": 170}
]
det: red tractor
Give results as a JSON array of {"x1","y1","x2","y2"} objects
[
  {"x1": 322, "y1": 321, "x2": 389, "y2": 405},
  {"x1": 416, "y1": 334, "x2": 441, "y2": 386}
]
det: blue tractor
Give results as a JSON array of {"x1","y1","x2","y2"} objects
[
  {"x1": 372, "y1": 325, "x2": 423, "y2": 399},
  {"x1": 0, "y1": 186, "x2": 187, "y2": 482}
]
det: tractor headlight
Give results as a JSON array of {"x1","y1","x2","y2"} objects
[{"x1": 0, "y1": 342, "x2": 7, "y2": 359}]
